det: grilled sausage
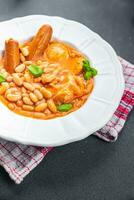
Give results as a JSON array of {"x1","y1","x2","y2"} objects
[
  {"x1": 28, "y1": 25, "x2": 53, "y2": 60},
  {"x1": 4, "y1": 39, "x2": 20, "y2": 73}
]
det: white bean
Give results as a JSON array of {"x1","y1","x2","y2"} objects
[
  {"x1": 2, "y1": 82, "x2": 9, "y2": 89},
  {"x1": 20, "y1": 53, "x2": 25, "y2": 62},
  {"x1": 9, "y1": 82, "x2": 15, "y2": 87},
  {"x1": 35, "y1": 99, "x2": 46, "y2": 106},
  {"x1": 34, "y1": 89, "x2": 43, "y2": 100},
  {"x1": 33, "y1": 83, "x2": 42, "y2": 89},
  {"x1": 2, "y1": 72, "x2": 8, "y2": 78},
  {"x1": 21, "y1": 47, "x2": 29, "y2": 56},
  {"x1": 24, "y1": 61, "x2": 32, "y2": 66},
  {"x1": 35, "y1": 102, "x2": 47, "y2": 112},
  {"x1": 22, "y1": 105, "x2": 34, "y2": 111},
  {"x1": 6, "y1": 75, "x2": 13, "y2": 82},
  {"x1": 47, "y1": 99, "x2": 57, "y2": 113},
  {"x1": 15, "y1": 64, "x2": 25, "y2": 73},
  {"x1": 8, "y1": 103, "x2": 15, "y2": 110},
  {"x1": 40, "y1": 62, "x2": 49, "y2": 68},
  {"x1": 23, "y1": 82, "x2": 34, "y2": 91},
  {"x1": 24, "y1": 73, "x2": 32, "y2": 83},
  {"x1": 5, "y1": 88, "x2": 18, "y2": 96},
  {"x1": 33, "y1": 112, "x2": 45, "y2": 118},
  {"x1": 23, "y1": 97, "x2": 33, "y2": 105},
  {"x1": 29, "y1": 93, "x2": 38, "y2": 103},
  {"x1": 13, "y1": 74, "x2": 23, "y2": 86},
  {"x1": 40, "y1": 87, "x2": 52, "y2": 99},
  {"x1": 21, "y1": 87, "x2": 27, "y2": 93},
  {"x1": 6, "y1": 94, "x2": 21, "y2": 102},
  {"x1": 41, "y1": 74, "x2": 55, "y2": 84},
  {"x1": 0, "y1": 68, "x2": 6, "y2": 73},
  {"x1": 22, "y1": 93, "x2": 29, "y2": 97}
]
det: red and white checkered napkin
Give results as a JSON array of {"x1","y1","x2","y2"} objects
[{"x1": 0, "y1": 57, "x2": 134, "y2": 184}]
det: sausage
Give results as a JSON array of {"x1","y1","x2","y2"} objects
[
  {"x1": 28, "y1": 25, "x2": 53, "y2": 60},
  {"x1": 4, "y1": 38, "x2": 20, "y2": 74}
]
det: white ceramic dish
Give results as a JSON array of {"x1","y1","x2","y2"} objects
[{"x1": 0, "y1": 15, "x2": 124, "y2": 146}]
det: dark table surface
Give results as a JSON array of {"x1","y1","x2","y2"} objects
[{"x1": 0, "y1": 0, "x2": 134, "y2": 199}]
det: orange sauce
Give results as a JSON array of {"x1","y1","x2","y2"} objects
[{"x1": 0, "y1": 39, "x2": 94, "y2": 120}]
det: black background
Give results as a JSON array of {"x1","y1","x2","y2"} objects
[{"x1": 0, "y1": 0, "x2": 134, "y2": 199}]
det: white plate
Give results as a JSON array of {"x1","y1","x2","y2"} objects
[{"x1": 0, "y1": 15, "x2": 124, "y2": 146}]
